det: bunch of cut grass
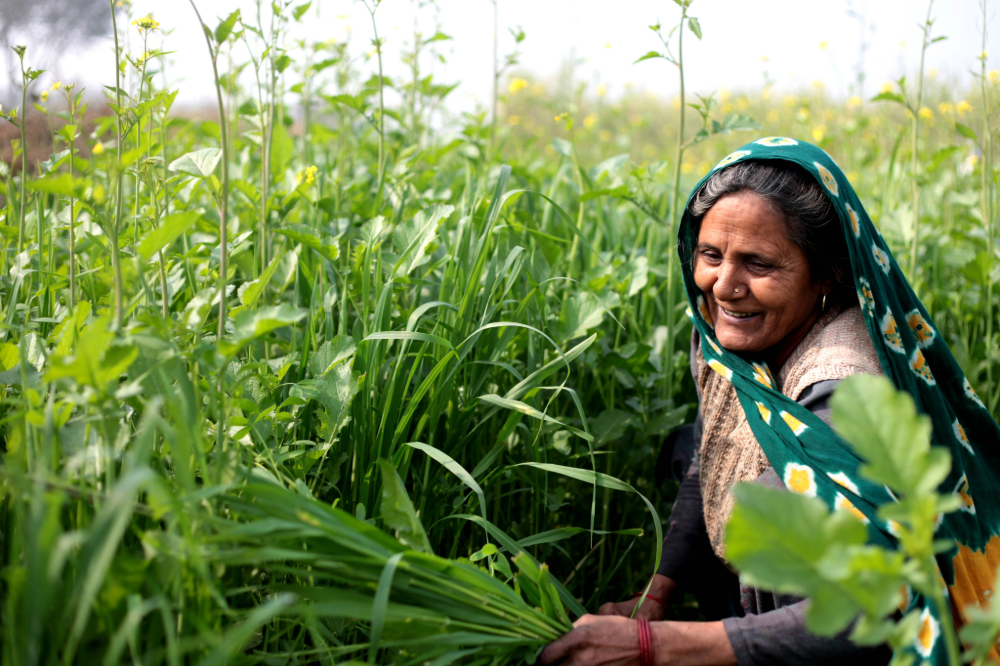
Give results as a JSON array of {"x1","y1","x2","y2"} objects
[{"x1": 210, "y1": 480, "x2": 573, "y2": 665}]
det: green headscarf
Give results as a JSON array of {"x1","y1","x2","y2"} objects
[{"x1": 680, "y1": 137, "x2": 1000, "y2": 663}]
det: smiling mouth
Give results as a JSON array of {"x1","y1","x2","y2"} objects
[{"x1": 721, "y1": 307, "x2": 762, "y2": 320}]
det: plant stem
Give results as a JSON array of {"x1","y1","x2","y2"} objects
[
  {"x1": 188, "y1": 0, "x2": 230, "y2": 341},
  {"x1": 665, "y1": 3, "x2": 689, "y2": 401},
  {"x1": 908, "y1": 0, "x2": 935, "y2": 283},
  {"x1": 366, "y1": 1, "x2": 386, "y2": 210},
  {"x1": 17, "y1": 69, "x2": 28, "y2": 255},
  {"x1": 109, "y1": 0, "x2": 125, "y2": 329},
  {"x1": 979, "y1": 0, "x2": 997, "y2": 412}
]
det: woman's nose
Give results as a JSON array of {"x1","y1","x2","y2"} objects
[{"x1": 714, "y1": 262, "x2": 745, "y2": 300}]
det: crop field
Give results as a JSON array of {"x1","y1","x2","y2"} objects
[{"x1": 0, "y1": 0, "x2": 998, "y2": 664}]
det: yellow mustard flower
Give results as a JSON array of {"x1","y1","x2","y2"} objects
[
  {"x1": 596, "y1": 83, "x2": 607, "y2": 98},
  {"x1": 297, "y1": 165, "x2": 319, "y2": 186},
  {"x1": 553, "y1": 112, "x2": 570, "y2": 123},
  {"x1": 507, "y1": 78, "x2": 528, "y2": 94},
  {"x1": 938, "y1": 102, "x2": 954, "y2": 115},
  {"x1": 40, "y1": 90, "x2": 49, "y2": 102},
  {"x1": 819, "y1": 40, "x2": 829, "y2": 50},
  {"x1": 92, "y1": 141, "x2": 105, "y2": 155},
  {"x1": 956, "y1": 100, "x2": 973, "y2": 116},
  {"x1": 880, "y1": 81, "x2": 895, "y2": 94},
  {"x1": 918, "y1": 106, "x2": 933, "y2": 120},
  {"x1": 811, "y1": 125, "x2": 827, "y2": 142},
  {"x1": 582, "y1": 113, "x2": 598, "y2": 129},
  {"x1": 50, "y1": 81, "x2": 62, "y2": 91},
  {"x1": 989, "y1": 70, "x2": 1000, "y2": 85},
  {"x1": 132, "y1": 15, "x2": 161, "y2": 34},
  {"x1": 846, "y1": 95, "x2": 862, "y2": 109}
]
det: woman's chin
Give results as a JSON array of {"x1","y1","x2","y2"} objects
[{"x1": 715, "y1": 328, "x2": 766, "y2": 354}]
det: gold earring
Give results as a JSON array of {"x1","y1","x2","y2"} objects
[{"x1": 821, "y1": 294, "x2": 827, "y2": 312}]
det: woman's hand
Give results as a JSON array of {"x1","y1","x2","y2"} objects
[
  {"x1": 597, "y1": 596, "x2": 665, "y2": 620},
  {"x1": 539, "y1": 615, "x2": 640, "y2": 666},
  {"x1": 597, "y1": 574, "x2": 675, "y2": 620}
]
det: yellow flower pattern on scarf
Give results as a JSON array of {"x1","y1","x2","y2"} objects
[
  {"x1": 783, "y1": 463, "x2": 817, "y2": 496},
  {"x1": 835, "y1": 493, "x2": 869, "y2": 523},
  {"x1": 751, "y1": 362, "x2": 775, "y2": 389},
  {"x1": 846, "y1": 202, "x2": 860, "y2": 238},
  {"x1": 697, "y1": 295, "x2": 713, "y2": 328},
  {"x1": 910, "y1": 349, "x2": 935, "y2": 385},
  {"x1": 858, "y1": 277, "x2": 875, "y2": 316},
  {"x1": 953, "y1": 419, "x2": 973, "y2": 455},
  {"x1": 906, "y1": 310, "x2": 936, "y2": 349},
  {"x1": 714, "y1": 150, "x2": 751, "y2": 170},
  {"x1": 915, "y1": 608, "x2": 940, "y2": 658},
  {"x1": 708, "y1": 359, "x2": 732, "y2": 381},
  {"x1": 756, "y1": 401, "x2": 772, "y2": 424},
  {"x1": 872, "y1": 244, "x2": 891, "y2": 274},
  {"x1": 754, "y1": 136, "x2": 798, "y2": 146},
  {"x1": 963, "y1": 376, "x2": 986, "y2": 409},
  {"x1": 881, "y1": 313, "x2": 904, "y2": 353},
  {"x1": 954, "y1": 474, "x2": 976, "y2": 514},
  {"x1": 780, "y1": 411, "x2": 808, "y2": 436},
  {"x1": 814, "y1": 162, "x2": 839, "y2": 197}
]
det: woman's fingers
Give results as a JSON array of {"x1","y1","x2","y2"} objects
[
  {"x1": 597, "y1": 600, "x2": 632, "y2": 617},
  {"x1": 538, "y1": 631, "x2": 580, "y2": 665}
]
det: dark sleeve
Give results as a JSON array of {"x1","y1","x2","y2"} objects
[
  {"x1": 723, "y1": 603, "x2": 891, "y2": 666},
  {"x1": 654, "y1": 333, "x2": 713, "y2": 580},
  {"x1": 722, "y1": 378, "x2": 890, "y2": 666}
]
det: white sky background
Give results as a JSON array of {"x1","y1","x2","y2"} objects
[{"x1": 30, "y1": 0, "x2": 1000, "y2": 113}]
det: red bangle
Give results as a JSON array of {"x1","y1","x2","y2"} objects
[
  {"x1": 630, "y1": 591, "x2": 666, "y2": 607},
  {"x1": 637, "y1": 618, "x2": 655, "y2": 666}
]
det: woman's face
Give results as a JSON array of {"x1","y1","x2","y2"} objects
[{"x1": 693, "y1": 190, "x2": 825, "y2": 358}]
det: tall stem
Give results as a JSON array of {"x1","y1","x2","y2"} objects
[
  {"x1": 369, "y1": 4, "x2": 386, "y2": 210},
  {"x1": 68, "y1": 105, "x2": 77, "y2": 310},
  {"x1": 980, "y1": 0, "x2": 997, "y2": 412},
  {"x1": 188, "y1": 0, "x2": 230, "y2": 341},
  {"x1": 17, "y1": 71, "x2": 27, "y2": 255},
  {"x1": 109, "y1": 1, "x2": 125, "y2": 329},
  {"x1": 664, "y1": 4, "x2": 688, "y2": 401},
  {"x1": 490, "y1": 0, "x2": 499, "y2": 156},
  {"x1": 908, "y1": 0, "x2": 935, "y2": 283}
]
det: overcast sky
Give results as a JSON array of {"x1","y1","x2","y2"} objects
[{"x1": 31, "y1": 0, "x2": 1000, "y2": 111}]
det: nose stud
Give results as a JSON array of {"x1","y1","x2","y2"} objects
[{"x1": 734, "y1": 287, "x2": 741, "y2": 295}]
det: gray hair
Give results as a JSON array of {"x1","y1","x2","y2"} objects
[{"x1": 686, "y1": 160, "x2": 851, "y2": 300}]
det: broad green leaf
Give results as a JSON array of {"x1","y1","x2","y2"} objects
[
  {"x1": 591, "y1": 408, "x2": 638, "y2": 444},
  {"x1": 392, "y1": 204, "x2": 453, "y2": 276},
  {"x1": 687, "y1": 17, "x2": 703, "y2": 39},
  {"x1": 168, "y1": 148, "x2": 222, "y2": 178},
  {"x1": 238, "y1": 250, "x2": 285, "y2": 307},
  {"x1": 831, "y1": 375, "x2": 947, "y2": 497},
  {"x1": 871, "y1": 91, "x2": 907, "y2": 105},
  {"x1": 214, "y1": 9, "x2": 241, "y2": 43},
  {"x1": 634, "y1": 50, "x2": 664, "y2": 63},
  {"x1": 275, "y1": 223, "x2": 339, "y2": 262},
  {"x1": 218, "y1": 304, "x2": 307, "y2": 356},
  {"x1": 558, "y1": 292, "x2": 606, "y2": 339},
  {"x1": 289, "y1": 362, "x2": 359, "y2": 437},
  {"x1": 269, "y1": 123, "x2": 293, "y2": 180},
  {"x1": 726, "y1": 483, "x2": 906, "y2": 636},
  {"x1": 137, "y1": 211, "x2": 200, "y2": 261},
  {"x1": 45, "y1": 316, "x2": 137, "y2": 388},
  {"x1": 309, "y1": 335, "x2": 356, "y2": 376},
  {"x1": 28, "y1": 173, "x2": 86, "y2": 198},
  {"x1": 378, "y1": 460, "x2": 432, "y2": 553},
  {"x1": 956, "y1": 123, "x2": 978, "y2": 141}
]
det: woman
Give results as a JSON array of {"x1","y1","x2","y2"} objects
[{"x1": 540, "y1": 139, "x2": 1000, "y2": 666}]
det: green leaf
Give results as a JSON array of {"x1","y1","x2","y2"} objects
[
  {"x1": 377, "y1": 460, "x2": 432, "y2": 553},
  {"x1": 830, "y1": 375, "x2": 945, "y2": 497},
  {"x1": 219, "y1": 304, "x2": 307, "y2": 356},
  {"x1": 392, "y1": 204, "x2": 454, "y2": 277},
  {"x1": 309, "y1": 335, "x2": 356, "y2": 375},
  {"x1": 727, "y1": 483, "x2": 907, "y2": 636},
  {"x1": 720, "y1": 113, "x2": 764, "y2": 132},
  {"x1": 687, "y1": 17, "x2": 703, "y2": 39},
  {"x1": 274, "y1": 223, "x2": 339, "y2": 262},
  {"x1": 870, "y1": 91, "x2": 907, "y2": 105},
  {"x1": 406, "y1": 442, "x2": 489, "y2": 541},
  {"x1": 28, "y1": 173, "x2": 86, "y2": 198},
  {"x1": 551, "y1": 138, "x2": 573, "y2": 157},
  {"x1": 290, "y1": 362, "x2": 359, "y2": 437},
  {"x1": 478, "y1": 394, "x2": 593, "y2": 441},
  {"x1": 214, "y1": 9, "x2": 241, "y2": 43},
  {"x1": 634, "y1": 50, "x2": 664, "y2": 64},
  {"x1": 291, "y1": 1, "x2": 312, "y2": 21},
  {"x1": 955, "y1": 123, "x2": 978, "y2": 141},
  {"x1": 325, "y1": 94, "x2": 368, "y2": 113},
  {"x1": 168, "y1": 148, "x2": 222, "y2": 178},
  {"x1": 238, "y1": 250, "x2": 285, "y2": 307},
  {"x1": 557, "y1": 292, "x2": 607, "y2": 339},
  {"x1": 362, "y1": 331, "x2": 453, "y2": 350},
  {"x1": 137, "y1": 211, "x2": 200, "y2": 261},
  {"x1": 269, "y1": 122, "x2": 293, "y2": 181}
]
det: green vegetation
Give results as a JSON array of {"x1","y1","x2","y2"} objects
[{"x1": 0, "y1": 0, "x2": 997, "y2": 663}]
